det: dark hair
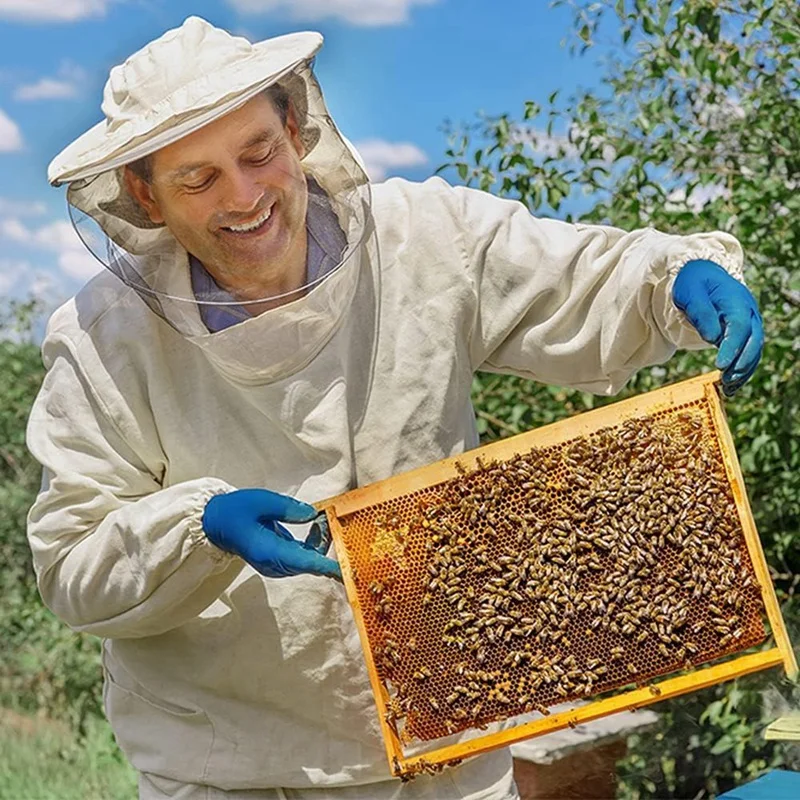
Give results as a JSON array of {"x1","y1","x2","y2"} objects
[
  {"x1": 127, "y1": 82, "x2": 292, "y2": 184},
  {"x1": 266, "y1": 82, "x2": 290, "y2": 127}
]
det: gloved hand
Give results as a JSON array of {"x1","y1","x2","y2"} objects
[
  {"x1": 202, "y1": 488, "x2": 341, "y2": 580},
  {"x1": 672, "y1": 259, "x2": 763, "y2": 396}
]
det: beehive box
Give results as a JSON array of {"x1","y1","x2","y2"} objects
[{"x1": 316, "y1": 372, "x2": 797, "y2": 778}]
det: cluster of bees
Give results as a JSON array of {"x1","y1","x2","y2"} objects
[{"x1": 353, "y1": 409, "x2": 766, "y2": 743}]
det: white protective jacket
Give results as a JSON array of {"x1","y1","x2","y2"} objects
[{"x1": 27, "y1": 174, "x2": 744, "y2": 793}]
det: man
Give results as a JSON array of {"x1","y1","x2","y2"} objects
[{"x1": 27, "y1": 16, "x2": 762, "y2": 800}]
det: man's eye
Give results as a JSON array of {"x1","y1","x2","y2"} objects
[
  {"x1": 185, "y1": 176, "x2": 214, "y2": 191},
  {"x1": 251, "y1": 147, "x2": 276, "y2": 165}
]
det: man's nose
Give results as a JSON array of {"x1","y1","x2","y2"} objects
[{"x1": 222, "y1": 168, "x2": 263, "y2": 215}]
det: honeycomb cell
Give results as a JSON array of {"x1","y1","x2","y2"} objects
[{"x1": 338, "y1": 401, "x2": 767, "y2": 744}]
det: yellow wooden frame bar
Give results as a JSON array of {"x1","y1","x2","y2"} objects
[
  {"x1": 396, "y1": 648, "x2": 786, "y2": 774},
  {"x1": 317, "y1": 372, "x2": 797, "y2": 778},
  {"x1": 324, "y1": 508, "x2": 407, "y2": 771},
  {"x1": 703, "y1": 381, "x2": 798, "y2": 679}
]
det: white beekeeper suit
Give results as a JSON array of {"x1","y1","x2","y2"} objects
[{"x1": 27, "y1": 16, "x2": 745, "y2": 800}]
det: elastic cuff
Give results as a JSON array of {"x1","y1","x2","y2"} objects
[
  {"x1": 658, "y1": 233, "x2": 745, "y2": 346},
  {"x1": 665, "y1": 245, "x2": 745, "y2": 283},
  {"x1": 187, "y1": 483, "x2": 235, "y2": 565}
]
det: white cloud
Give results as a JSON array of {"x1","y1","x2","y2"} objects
[
  {"x1": 0, "y1": 218, "x2": 29, "y2": 240},
  {"x1": 0, "y1": 260, "x2": 22, "y2": 295},
  {"x1": 0, "y1": 0, "x2": 110, "y2": 22},
  {"x1": 15, "y1": 78, "x2": 76, "y2": 101},
  {"x1": 14, "y1": 61, "x2": 87, "y2": 101},
  {"x1": 30, "y1": 271, "x2": 63, "y2": 298},
  {"x1": 693, "y1": 89, "x2": 747, "y2": 130},
  {"x1": 0, "y1": 258, "x2": 68, "y2": 305},
  {"x1": 510, "y1": 124, "x2": 616, "y2": 165},
  {"x1": 353, "y1": 139, "x2": 427, "y2": 181},
  {"x1": 1, "y1": 217, "x2": 102, "y2": 281},
  {"x1": 0, "y1": 109, "x2": 23, "y2": 152},
  {"x1": 59, "y1": 247, "x2": 102, "y2": 281},
  {"x1": 0, "y1": 198, "x2": 47, "y2": 216},
  {"x1": 227, "y1": 0, "x2": 440, "y2": 26},
  {"x1": 513, "y1": 127, "x2": 578, "y2": 160},
  {"x1": 665, "y1": 183, "x2": 731, "y2": 213}
]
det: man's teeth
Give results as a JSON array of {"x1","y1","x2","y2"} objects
[{"x1": 225, "y1": 208, "x2": 272, "y2": 232}]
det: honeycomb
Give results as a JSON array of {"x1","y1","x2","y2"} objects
[{"x1": 337, "y1": 400, "x2": 767, "y2": 744}]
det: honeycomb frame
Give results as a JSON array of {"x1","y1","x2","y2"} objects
[{"x1": 316, "y1": 372, "x2": 798, "y2": 778}]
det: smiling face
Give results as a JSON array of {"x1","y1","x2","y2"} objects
[{"x1": 124, "y1": 93, "x2": 309, "y2": 302}]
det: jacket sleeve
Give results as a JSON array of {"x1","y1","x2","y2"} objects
[
  {"x1": 26, "y1": 329, "x2": 242, "y2": 640},
  {"x1": 445, "y1": 181, "x2": 745, "y2": 394}
]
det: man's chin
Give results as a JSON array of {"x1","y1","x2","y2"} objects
[{"x1": 211, "y1": 255, "x2": 304, "y2": 297}]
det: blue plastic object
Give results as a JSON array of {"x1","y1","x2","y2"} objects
[
  {"x1": 717, "y1": 769, "x2": 800, "y2": 800},
  {"x1": 672, "y1": 259, "x2": 763, "y2": 396},
  {"x1": 202, "y1": 488, "x2": 342, "y2": 580}
]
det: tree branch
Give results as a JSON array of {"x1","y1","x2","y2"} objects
[
  {"x1": 716, "y1": 2, "x2": 800, "y2": 37},
  {"x1": 780, "y1": 288, "x2": 800, "y2": 308},
  {"x1": 476, "y1": 410, "x2": 521, "y2": 437}
]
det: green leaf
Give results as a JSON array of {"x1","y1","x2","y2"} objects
[
  {"x1": 710, "y1": 734, "x2": 736, "y2": 756},
  {"x1": 700, "y1": 699, "x2": 724, "y2": 725},
  {"x1": 524, "y1": 100, "x2": 540, "y2": 120},
  {"x1": 510, "y1": 403, "x2": 528, "y2": 424},
  {"x1": 709, "y1": 15, "x2": 721, "y2": 44},
  {"x1": 695, "y1": 7, "x2": 716, "y2": 36},
  {"x1": 658, "y1": 3, "x2": 669, "y2": 30},
  {"x1": 757, "y1": 4, "x2": 774, "y2": 24},
  {"x1": 547, "y1": 185, "x2": 564, "y2": 209}
]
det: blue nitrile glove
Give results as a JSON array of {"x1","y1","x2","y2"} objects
[
  {"x1": 202, "y1": 488, "x2": 341, "y2": 580},
  {"x1": 672, "y1": 259, "x2": 763, "y2": 396}
]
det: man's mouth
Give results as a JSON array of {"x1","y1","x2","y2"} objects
[{"x1": 221, "y1": 205, "x2": 274, "y2": 235}]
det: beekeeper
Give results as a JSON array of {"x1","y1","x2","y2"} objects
[{"x1": 27, "y1": 15, "x2": 762, "y2": 800}]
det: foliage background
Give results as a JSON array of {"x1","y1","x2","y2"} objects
[
  {"x1": 0, "y1": 0, "x2": 798, "y2": 797},
  {"x1": 0, "y1": 300, "x2": 137, "y2": 795},
  {"x1": 440, "y1": 0, "x2": 800, "y2": 795},
  {"x1": 0, "y1": 299, "x2": 106, "y2": 733}
]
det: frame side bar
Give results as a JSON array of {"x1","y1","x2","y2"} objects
[
  {"x1": 704, "y1": 385, "x2": 798, "y2": 679},
  {"x1": 322, "y1": 506, "x2": 405, "y2": 770}
]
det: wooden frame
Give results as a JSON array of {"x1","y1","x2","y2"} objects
[{"x1": 316, "y1": 372, "x2": 798, "y2": 778}]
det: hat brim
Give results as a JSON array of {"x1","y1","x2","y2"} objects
[{"x1": 48, "y1": 30, "x2": 323, "y2": 186}]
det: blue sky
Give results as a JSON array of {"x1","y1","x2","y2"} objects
[{"x1": 0, "y1": 0, "x2": 614, "y2": 305}]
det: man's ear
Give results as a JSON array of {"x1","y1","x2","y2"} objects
[
  {"x1": 123, "y1": 166, "x2": 165, "y2": 224},
  {"x1": 286, "y1": 104, "x2": 306, "y2": 160}
]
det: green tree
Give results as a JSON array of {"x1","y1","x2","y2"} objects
[
  {"x1": 443, "y1": 0, "x2": 800, "y2": 796},
  {"x1": 0, "y1": 300, "x2": 105, "y2": 732}
]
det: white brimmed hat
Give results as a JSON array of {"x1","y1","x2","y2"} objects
[{"x1": 48, "y1": 16, "x2": 323, "y2": 186}]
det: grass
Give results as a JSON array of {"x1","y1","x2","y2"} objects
[{"x1": 0, "y1": 708, "x2": 137, "y2": 800}]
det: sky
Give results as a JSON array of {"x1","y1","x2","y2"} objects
[{"x1": 0, "y1": 0, "x2": 616, "y2": 307}]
